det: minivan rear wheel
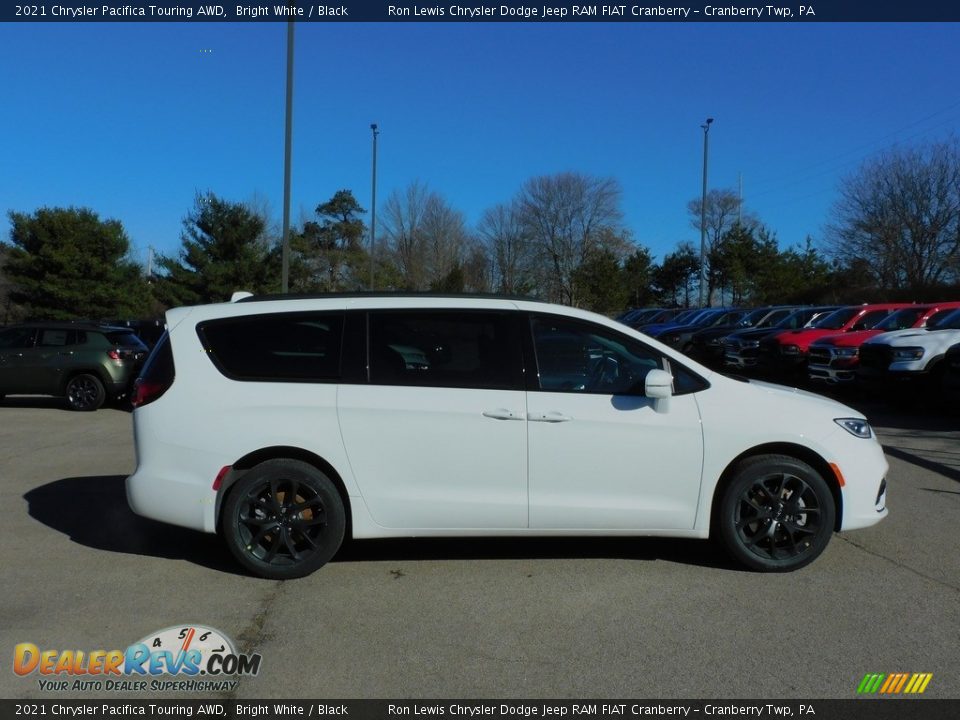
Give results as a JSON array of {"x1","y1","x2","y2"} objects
[
  {"x1": 718, "y1": 454, "x2": 835, "y2": 572},
  {"x1": 222, "y1": 459, "x2": 345, "y2": 580}
]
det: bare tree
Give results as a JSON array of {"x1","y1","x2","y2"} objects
[
  {"x1": 421, "y1": 193, "x2": 470, "y2": 284},
  {"x1": 381, "y1": 180, "x2": 431, "y2": 290},
  {"x1": 477, "y1": 201, "x2": 535, "y2": 295},
  {"x1": 380, "y1": 181, "x2": 471, "y2": 290},
  {"x1": 828, "y1": 138, "x2": 960, "y2": 291},
  {"x1": 516, "y1": 172, "x2": 624, "y2": 305},
  {"x1": 687, "y1": 188, "x2": 757, "y2": 304}
]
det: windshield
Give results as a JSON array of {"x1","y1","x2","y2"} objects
[
  {"x1": 931, "y1": 308, "x2": 960, "y2": 330},
  {"x1": 675, "y1": 309, "x2": 706, "y2": 324},
  {"x1": 757, "y1": 309, "x2": 792, "y2": 328},
  {"x1": 739, "y1": 308, "x2": 770, "y2": 327},
  {"x1": 812, "y1": 307, "x2": 860, "y2": 330},
  {"x1": 692, "y1": 310, "x2": 723, "y2": 326},
  {"x1": 872, "y1": 307, "x2": 926, "y2": 332},
  {"x1": 106, "y1": 330, "x2": 148, "y2": 349},
  {"x1": 774, "y1": 309, "x2": 815, "y2": 329},
  {"x1": 710, "y1": 310, "x2": 745, "y2": 327}
]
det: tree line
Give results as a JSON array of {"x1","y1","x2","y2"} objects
[{"x1": 3, "y1": 136, "x2": 960, "y2": 323}]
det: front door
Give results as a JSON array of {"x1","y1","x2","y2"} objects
[
  {"x1": 0, "y1": 327, "x2": 39, "y2": 394},
  {"x1": 525, "y1": 314, "x2": 704, "y2": 530}
]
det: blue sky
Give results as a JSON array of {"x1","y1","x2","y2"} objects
[{"x1": 2, "y1": 21, "x2": 959, "y2": 267}]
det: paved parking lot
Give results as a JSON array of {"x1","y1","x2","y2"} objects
[{"x1": 1, "y1": 398, "x2": 958, "y2": 700}]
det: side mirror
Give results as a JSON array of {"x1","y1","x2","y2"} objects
[{"x1": 645, "y1": 369, "x2": 673, "y2": 413}]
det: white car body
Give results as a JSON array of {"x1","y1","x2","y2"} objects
[{"x1": 127, "y1": 295, "x2": 888, "y2": 577}]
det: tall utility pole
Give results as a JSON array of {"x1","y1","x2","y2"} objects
[
  {"x1": 698, "y1": 117, "x2": 713, "y2": 308},
  {"x1": 369, "y1": 123, "x2": 379, "y2": 291},
  {"x1": 281, "y1": 20, "x2": 294, "y2": 294},
  {"x1": 738, "y1": 173, "x2": 743, "y2": 225}
]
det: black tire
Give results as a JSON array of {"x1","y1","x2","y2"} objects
[
  {"x1": 718, "y1": 454, "x2": 835, "y2": 572},
  {"x1": 65, "y1": 374, "x2": 106, "y2": 411},
  {"x1": 221, "y1": 459, "x2": 345, "y2": 580}
]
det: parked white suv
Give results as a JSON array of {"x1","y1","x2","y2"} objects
[
  {"x1": 858, "y1": 307, "x2": 960, "y2": 395},
  {"x1": 127, "y1": 294, "x2": 888, "y2": 579}
]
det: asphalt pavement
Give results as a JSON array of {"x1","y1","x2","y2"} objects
[{"x1": 1, "y1": 397, "x2": 957, "y2": 700}]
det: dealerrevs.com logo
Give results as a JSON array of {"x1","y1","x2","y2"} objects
[{"x1": 13, "y1": 625, "x2": 262, "y2": 693}]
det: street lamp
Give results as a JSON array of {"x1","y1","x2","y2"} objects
[
  {"x1": 698, "y1": 117, "x2": 713, "y2": 308},
  {"x1": 281, "y1": 20, "x2": 295, "y2": 294},
  {"x1": 369, "y1": 123, "x2": 379, "y2": 291}
]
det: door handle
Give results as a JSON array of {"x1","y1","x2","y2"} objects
[
  {"x1": 482, "y1": 408, "x2": 525, "y2": 421},
  {"x1": 530, "y1": 411, "x2": 573, "y2": 423}
]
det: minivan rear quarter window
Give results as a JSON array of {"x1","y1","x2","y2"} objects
[{"x1": 198, "y1": 312, "x2": 345, "y2": 382}]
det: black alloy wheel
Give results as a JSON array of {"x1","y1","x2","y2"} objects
[
  {"x1": 222, "y1": 459, "x2": 345, "y2": 580},
  {"x1": 65, "y1": 373, "x2": 106, "y2": 411},
  {"x1": 719, "y1": 455, "x2": 835, "y2": 572}
]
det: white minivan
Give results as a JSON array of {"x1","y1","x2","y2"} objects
[{"x1": 127, "y1": 294, "x2": 888, "y2": 579}]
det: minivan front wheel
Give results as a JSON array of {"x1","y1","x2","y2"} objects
[
  {"x1": 65, "y1": 374, "x2": 106, "y2": 411},
  {"x1": 719, "y1": 455, "x2": 835, "y2": 572},
  {"x1": 222, "y1": 459, "x2": 345, "y2": 580}
]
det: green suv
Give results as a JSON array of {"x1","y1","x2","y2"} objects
[{"x1": 0, "y1": 323, "x2": 149, "y2": 410}]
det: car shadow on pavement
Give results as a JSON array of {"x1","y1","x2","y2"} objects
[
  {"x1": 334, "y1": 535, "x2": 740, "y2": 571},
  {"x1": 25, "y1": 477, "x2": 740, "y2": 574},
  {"x1": 0, "y1": 396, "x2": 134, "y2": 413},
  {"x1": 882, "y1": 445, "x2": 960, "y2": 484},
  {"x1": 24, "y1": 475, "x2": 242, "y2": 574},
  {"x1": 1, "y1": 397, "x2": 69, "y2": 410}
]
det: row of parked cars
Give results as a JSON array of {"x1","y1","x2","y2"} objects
[
  {"x1": 617, "y1": 301, "x2": 960, "y2": 403},
  {"x1": 5, "y1": 300, "x2": 960, "y2": 412}
]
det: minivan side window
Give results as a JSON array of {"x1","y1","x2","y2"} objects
[
  {"x1": 368, "y1": 311, "x2": 523, "y2": 390},
  {"x1": 197, "y1": 312, "x2": 344, "y2": 382},
  {"x1": 530, "y1": 315, "x2": 707, "y2": 396}
]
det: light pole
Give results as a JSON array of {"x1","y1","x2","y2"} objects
[
  {"x1": 698, "y1": 117, "x2": 713, "y2": 308},
  {"x1": 369, "y1": 123, "x2": 379, "y2": 291},
  {"x1": 281, "y1": 20, "x2": 295, "y2": 294}
]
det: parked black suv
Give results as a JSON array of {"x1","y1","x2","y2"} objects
[{"x1": 0, "y1": 323, "x2": 148, "y2": 410}]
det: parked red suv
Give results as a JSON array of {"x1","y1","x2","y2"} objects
[
  {"x1": 758, "y1": 303, "x2": 909, "y2": 379},
  {"x1": 808, "y1": 302, "x2": 960, "y2": 384}
]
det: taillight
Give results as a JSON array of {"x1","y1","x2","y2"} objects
[
  {"x1": 132, "y1": 332, "x2": 174, "y2": 408},
  {"x1": 107, "y1": 349, "x2": 121, "y2": 362},
  {"x1": 132, "y1": 378, "x2": 165, "y2": 407}
]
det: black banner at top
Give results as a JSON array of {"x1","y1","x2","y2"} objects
[{"x1": 4, "y1": 1, "x2": 960, "y2": 23}]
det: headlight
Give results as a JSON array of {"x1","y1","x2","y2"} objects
[
  {"x1": 831, "y1": 347, "x2": 859, "y2": 358},
  {"x1": 782, "y1": 344, "x2": 800, "y2": 355},
  {"x1": 835, "y1": 417, "x2": 873, "y2": 439},
  {"x1": 892, "y1": 347, "x2": 924, "y2": 360}
]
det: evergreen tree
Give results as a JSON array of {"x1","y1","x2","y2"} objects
[
  {"x1": 155, "y1": 192, "x2": 275, "y2": 305},
  {"x1": 3, "y1": 206, "x2": 150, "y2": 320}
]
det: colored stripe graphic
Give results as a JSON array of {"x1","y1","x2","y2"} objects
[
  {"x1": 858, "y1": 673, "x2": 932, "y2": 694},
  {"x1": 857, "y1": 674, "x2": 885, "y2": 694}
]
